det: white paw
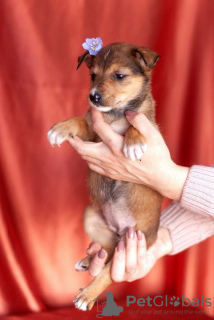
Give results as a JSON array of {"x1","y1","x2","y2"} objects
[
  {"x1": 47, "y1": 129, "x2": 67, "y2": 147},
  {"x1": 123, "y1": 143, "x2": 147, "y2": 161},
  {"x1": 74, "y1": 299, "x2": 88, "y2": 311},
  {"x1": 73, "y1": 287, "x2": 96, "y2": 311},
  {"x1": 74, "y1": 259, "x2": 89, "y2": 272}
]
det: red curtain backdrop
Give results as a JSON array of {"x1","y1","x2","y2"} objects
[{"x1": 0, "y1": 0, "x2": 213, "y2": 317}]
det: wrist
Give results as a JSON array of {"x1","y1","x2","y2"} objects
[
  {"x1": 156, "y1": 162, "x2": 189, "y2": 200},
  {"x1": 156, "y1": 227, "x2": 173, "y2": 258}
]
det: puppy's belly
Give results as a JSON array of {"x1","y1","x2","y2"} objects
[{"x1": 101, "y1": 198, "x2": 136, "y2": 236}]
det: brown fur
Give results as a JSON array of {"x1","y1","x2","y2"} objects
[{"x1": 48, "y1": 42, "x2": 162, "y2": 311}]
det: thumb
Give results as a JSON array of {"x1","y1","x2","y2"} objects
[{"x1": 91, "y1": 108, "x2": 124, "y2": 150}]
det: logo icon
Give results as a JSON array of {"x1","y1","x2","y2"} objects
[
  {"x1": 95, "y1": 291, "x2": 123, "y2": 318},
  {"x1": 170, "y1": 296, "x2": 180, "y2": 307}
]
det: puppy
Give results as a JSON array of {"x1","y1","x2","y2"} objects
[{"x1": 48, "y1": 42, "x2": 163, "y2": 311}]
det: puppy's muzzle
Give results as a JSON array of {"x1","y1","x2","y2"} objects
[{"x1": 89, "y1": 91, "x2": 102, "y2": 106}]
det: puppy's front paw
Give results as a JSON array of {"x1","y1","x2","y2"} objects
[
  {"x1": 74, "y1": 256, "x2": 93, "y2": 272},
  {"x1": 123, "y1": 126, "x2": 147, "y2": 161},
  {"x1": 123, "y1": 143, "x2": 147, "y2": 161},
  {"x1": 47, "y1": 121, "x2": 74, "y2": 147},
  {"x1": 73, "y1": 287, "x2": 96, "y2": 311},
  {"x1": 123, "y1": 134, "x2": 147, "y2": 161}
]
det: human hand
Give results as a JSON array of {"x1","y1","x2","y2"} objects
[
  {"x1": 68, "y1": 108, "x2": 189, "y2": 200},
  {"x1": 86, "y1": 227, "x2": 172, "y2": 281}
]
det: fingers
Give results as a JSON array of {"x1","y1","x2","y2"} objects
[
  {"x1": 86, "y1": 230, "x2": 155, "y2": 280},
  {"x1": 136, "y1": 231, "x2": 147, "y2": 272},
  {"x1": 88, "y1": 248, "x2": 107, "y2": 277},
  {"x1": 86, "y1": 241, "x2": 102, "y2": 255},
  {"x1": 87, "y1": 229, "x2": 146, "y2": 281},
  {"x1": 91, "y1": 108, "x2": 124, "y2": 152},
  {"x1": 111, "y1": 228, "x2": 140, "y2": 282},
  {"x1": 91, "y1": 107, "x2": 104, "y2": 123},
  {"x1": 68, "y1": 108, "x2": 124, "y2": 156},
  {"x1": 111, "y1": 228, "x2": 150, "y2": 282},
  {"x1": 86, "y1": 161, "x2": 107, "y2": 176},
  {"x1": 68, "y1": 137, "x2": 121, "y2": 178},
  {"x1": 125, "y1": 227, "x2": 137, "y2": 274},
  {"x1": 67, "y1": 136, "x2": 84, "y2": 154},
  {"x1": 86, "y1": 242, "x2": 108, "y2": 277},
  {"x1": 68, "y1": 136, "x2": 93, "y2": 156},
  {"x1": 111, "y1": 241, "x2": 126, "y2": 282},
  {"x1": 68, "y1": 136, "x2": 104, "y2": 159}
]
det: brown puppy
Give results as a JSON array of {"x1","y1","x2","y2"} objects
[{"x1": 48, "y1": 42, "x2": 163, "y2": 311}]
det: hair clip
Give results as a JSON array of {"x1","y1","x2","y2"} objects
[{"x1": 82, "y1": 37, "x2": 103, "y2": 56}]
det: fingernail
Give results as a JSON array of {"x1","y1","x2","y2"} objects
[
  {"x1": 98, "y1": 249, "x2": 106, "y2": 259},
  {"x1": 128, "y1": 227, "x2": 135, "y2": 239},
  {"x1": 125, "y1": 110, "x2": 136, "y2": 117},
  {"x1": 137, "y1": 230, "x2": 142, "y2": 240},
  {"x1": 117, "y1": 241, "x2": 125, "y2": 252},
  {"x1": 86, "y1": 244, "x2": 92, "y2": 255}
]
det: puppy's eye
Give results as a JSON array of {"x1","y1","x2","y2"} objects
[
  {"x1": 91, "y1": 73, "x2": 96, "y2": 81},
  {"x1": 115, "y1": 74, "x2": 126, "y2": 80}
]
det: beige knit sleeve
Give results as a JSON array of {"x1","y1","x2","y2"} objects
[
  {"x1": 180, "y1": 165, "x2": 214, "y2": 217},
  {"x1": 160, "y1": 201, "x2": 214, "y2": 255},
  {"x1": 160, "y1": 165, "x2": 214, "y2": 255}
]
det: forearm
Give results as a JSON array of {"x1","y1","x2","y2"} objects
[
  {"x1": 159, "y1": 165, "x2": 214, "y2": 255},
  {"x1": 149, "y1": 162, "x2": 189, "y2": 201},
  {"x1": 160, "y1": 201, "x2": 214, "y2": 255}
]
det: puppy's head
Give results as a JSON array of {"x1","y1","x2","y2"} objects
[{"x1": 77, "y1": 42, "x2": 159, "y2": 113}]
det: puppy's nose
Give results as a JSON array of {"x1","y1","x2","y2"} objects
[{"x1": 89, "y1": 91, "x2": 102, "y2": 105}]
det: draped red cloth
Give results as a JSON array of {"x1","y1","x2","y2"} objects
[{"x1": 0, "y1": 0, "x2": 213, "y2": 318}]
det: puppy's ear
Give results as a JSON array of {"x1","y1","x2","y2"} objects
[
  {"x1": 132, "y1": 47, "x2": 160, "y2": 69},
  {"x1": 77, "y1": 52, "x2": 94, "y2": 70}
]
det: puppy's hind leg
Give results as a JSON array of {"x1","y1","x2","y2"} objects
[
  {"x1": 75, "y1": 204, "x2": 118, "y2": 272},
  {"x1": 74, "y1": 260, "x2": 113, "y2": 310}
]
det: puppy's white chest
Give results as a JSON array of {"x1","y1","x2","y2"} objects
[{"x1": 110, "y1": 118, "x2": 129, "y2": 135}]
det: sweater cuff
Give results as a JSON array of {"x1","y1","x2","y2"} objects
[
  {"x1": 180, "y1": 165, "x2": 214, "y2": 217},
  {"x1": 160, "y1": 201, "x2": 214, "y2": 255}
]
